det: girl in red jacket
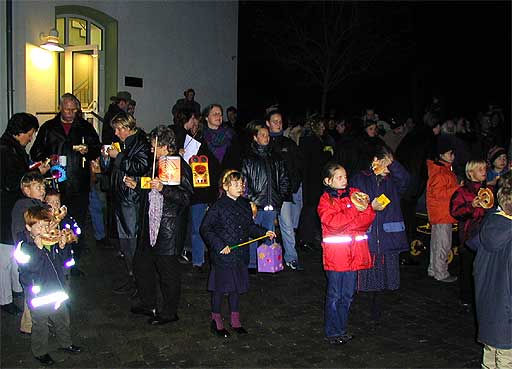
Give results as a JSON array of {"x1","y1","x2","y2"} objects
[{"x1": 317, "y1": 162, "x2": 376, "y2": 345}]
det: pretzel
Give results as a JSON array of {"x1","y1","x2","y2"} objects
[
  {"x1": 477, "y1": 188, "x2": 494, "y2": 209},
  {"x1": 350, "y1": 191, "x2": 370, "y2": 211}
]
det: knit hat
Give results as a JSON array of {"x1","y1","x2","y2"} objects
[
  {"x1": 362, "y1": 117, "x2": 378, "y2": 129},
  {"x1": 110, "y1": 91, "x2": 132, "y2": 102},
  {"x1": 487, "y1": 146, "x2": 506, "y2": 165},
  {"x1": 437, "y1": 135, "x2": 454, "y2": 156}
]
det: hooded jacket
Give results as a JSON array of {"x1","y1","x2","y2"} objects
[
  {"x1": 241, "y1": 142, "x2": 289, "y2": 210},
  {"x1": 426, "y1": 159, "x2": 459, "y2": 224},
  {"x1": 467, "y1": 211, "x2": 512, "y2": 349}
]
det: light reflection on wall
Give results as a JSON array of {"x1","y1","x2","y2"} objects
[{"x1": 30, "y1": 46, "x2": 53, "y2": 69}]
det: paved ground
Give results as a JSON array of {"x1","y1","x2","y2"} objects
[{"x1": 1, "y1": 223, "x2": 482, "y2": 368}]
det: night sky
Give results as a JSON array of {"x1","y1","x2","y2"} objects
[{"x1": 237, "y1": 1, "x2": 511, "y2": 125}]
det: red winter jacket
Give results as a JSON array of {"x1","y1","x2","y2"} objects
[
  {"x1": 450, "y1": 181, "x2": 493, "y2": 244},
  {"x1": 426, "y1": 160, "x2": 459, "y2": 224},
  {"x1": 318, "y1": 187, "x2": 376, "y2": 272}
]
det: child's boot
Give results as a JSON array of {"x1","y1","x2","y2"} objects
[
  {"x1": 211, "y1": 313, "x2": 229, "y2": 338},
  {"x1": 230, "y1": 311, "x2": 248, "y2": 334}
]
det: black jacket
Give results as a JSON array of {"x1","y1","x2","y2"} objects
[
  {"x1": 270, "y1": 133, "x2": 302, "y2": 198},
  {"x1": 299, "y1": 133, "x2": 332, "y2": 206},
  {"x1": 200, "y1": 195, "x2": 266, "y2": 268},
  {"x1": 138, "y1": 157, "x2": 193, "y2": 256},
  {"x1": 241, "y1": 142, "x2": 289, "y2": 210},
  {"x1": 102, "y1": 103, "x2": 124, "y2": 144},
  {"x1": 0, "y1": 133, "x2": 31, "y2": 244},
  {"x1": 30, "y1": 114, "x2": 101, "y2": 194},
  {"x1": 16, "y1": 234, "x2": 71, "y2": 304},
  {"x1": 109, "y1": 129, "x2": 151, "y2": 206}
]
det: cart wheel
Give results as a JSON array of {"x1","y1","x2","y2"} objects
[
  {"x1": 416, "y1": 222, "x2": 432, "y2": 235},
  {"x1": 410, "y1": 240, "x2": 424, "y2": 256},
  {"x1": 447, "y1": 249, "x2": 454, "y2": 264}
]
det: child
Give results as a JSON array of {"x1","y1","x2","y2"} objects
[
  {"x1": 11, "y1": 171, "x2": 49, "y2": 334},
  {"x1": 45, "y1": 189, "x2": 80, "y2": 282},
  {"x1": 14, "y1": 206, "x2": 80, "y2": 365},
  {"x1": 200, "y1": 169, "x2": 275, "y2": 338},
  {"x1": 486, "y1": 146, "x2": 509, "y2": 187},
  {"x1": 426, "y1": 137, "x2": 460, "y2": 282},
  {"x1": 450, "y1": 159, "x2": 493, "y2": 311},
  {"x1": 317, "y1": 162, "x2": 376, "y2": 344},
  {"x1": 467, "y1": 173, "x2": 512, "y2": 367}
]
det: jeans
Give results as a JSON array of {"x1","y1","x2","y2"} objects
[
  {"x1": 89, "y1": 188, "x2": 106, "y2": 241},
  {"x1": 290, "y1": 185, "x2": 303, "y2": 229},
  {"x1": 428, "y1": 223, "x2": 452, "y2": 280},
  {"x1": 191, "y1": 203, "x2": 208, "y2": 266},
  {"x1": 249, "y1": 210, "x2": 276, "y2": 269},
  {"x1": 324, "y1": 270, "x2": 357, "y2": 338},
  {"x1": 278, "y1": 201, "x2": 298, "y2": 263}
]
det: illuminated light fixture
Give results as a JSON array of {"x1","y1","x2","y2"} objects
[{"x1": 39, "y1": 28, "x2": 64, "y2": 52}]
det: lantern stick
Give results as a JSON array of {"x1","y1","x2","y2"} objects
[
  {"x1": 222, "y1": 234, "x2": 270, "y2": 253},
  {"x1": 151, "y1": 136, "x2": 158, "y2": 179}
]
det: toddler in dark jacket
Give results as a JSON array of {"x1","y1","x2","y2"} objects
[{"x1": 200, "y1": 169, "x2": 275, "y2": 338}]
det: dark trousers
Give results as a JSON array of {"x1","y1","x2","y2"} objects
[
  {"x1": 133, "y1": 245, "x2": 182, "y2": 319},
  {"x1": 298, "y1": 205, "x2": 322, "y2": 244},
  {"x1": 324, "y1": 271, "x2": 357, "y2": 338},
  {"x1": 459, "y1": 244, "x2": 475, "y2": 304},
  {"x1": 30, "y1": 303, "x2": 71, "y2": 357},
  {"x1": 400, "y1": 198, "x2": 418, "y2": 243},
  {"x1": 61, "y1": 188, "x2": 89, "y2": 261}
]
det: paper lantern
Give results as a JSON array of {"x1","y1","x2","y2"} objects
[{"x1": 158, "y1": 156, "x2": 181, "y2": 185}]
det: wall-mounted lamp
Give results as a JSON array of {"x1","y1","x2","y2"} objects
[{"x1": 39, "y1": 29, "x2": 64, "y2": 52}]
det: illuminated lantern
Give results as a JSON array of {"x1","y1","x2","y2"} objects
[
  {"x1": 158, "y1": 156, "x2": 181, "y2": 185},
  {"x1": 190, "y1": 155, "x2": 210, "y2": 188}
]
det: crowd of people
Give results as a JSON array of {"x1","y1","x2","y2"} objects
[{"x1": 0, "y1": 89, "x2": 511, "y2": 366}]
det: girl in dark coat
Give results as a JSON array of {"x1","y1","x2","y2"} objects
[
  {"x1": 200, "y1": 170, "x2": 275, "y2": 338},
  {"x1": 132, "y1": 126, "x2": 193, "y2": 325},
  {"x1": 351, "y1": 144, "x2": 410, "y2": 321}
]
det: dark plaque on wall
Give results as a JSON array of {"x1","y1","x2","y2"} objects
[{"x1": 125, "y1": 76, "x2": 143, "y2": 88}]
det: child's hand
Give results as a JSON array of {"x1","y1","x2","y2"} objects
[
  {"x1": 266, "y1": 231, "x2": 276, "y2": 240},
  {"x1": 371, "y1": 198, "x2": 385, "y2": 211},
  {"x1": 107, "y1": 146, "x2": 119, "y2": 159},
  {"x1": 220, "y1": 246, "x2": 231, "y2": 254},
  {"x1": 472, "y1": 196, "x2": 482, "y2": 208},
  {"x1": 59, "y1": 232, "x2": 67, "y2": 249}
]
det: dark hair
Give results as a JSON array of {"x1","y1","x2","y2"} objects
[
  {"x1": 265, "y1": 109, "x2": 282, "y2": 122},
  {"x1": 20, "y1": 171, "x2": 45, "y2": 188},
  {"x1": 372, "y1": 144, "x2": 393, "y2": 162},
  {"x1": 150, "y1": 125, "x2": 177, "y2": 154},
  {"x1": 226, "y1": 106, "x2": 237, "y2": 114},
  {"x1": 24, "y1": 206, "x2": 52, "y2": 227},
  {"x1": 44, "y1": 188, "x2": 61, "y2": 198},
  {"x1": 184, "y1": 88, "x2": 195, "y2": 96},
  {"x1": 322, "y1": 161, "x2": 345, "y2": 182},
  {"x1": 6, "y1": 113, "x2": 39, "y2": 136},
  {"x1": 174, "y1": 108, "x2": 200, "y2": 128}
]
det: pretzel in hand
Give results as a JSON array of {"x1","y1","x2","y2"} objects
[{"x1": 350, "y1": 191, "x2": 370, "y2": 211}]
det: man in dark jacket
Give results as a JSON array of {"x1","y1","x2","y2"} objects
[
  {"x1": 105, "y1": 112, "x2": 150, "y2": 294},
  {"x1": 30, "y1": 93, "x2": 101, "y2": 262},
  {"x1": 102, "y1": 91, "x2": 131, "y2": 144},
  {"x1": 132, "y1": 126, "x2": 193, "y2": 325},
  {"x1": 241, "y1": 123, "x2": 289, "y2": 271},
  {"x1": 0, "y1": 113, "x2": 46, "y2": 315},
  {"x1": 266, "y1": 109, "x2": 302, "y2": 270}
]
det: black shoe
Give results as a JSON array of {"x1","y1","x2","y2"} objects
[
  {"x1": 325, "y1": 334, "x2": 353, "y2": 345},
  {"x1": 35, "y1": 353, "x2": 54, "y2": 365},
  {"x1": 399, "y1": 257, "x2": 420, "y2": 266},
  {"x1": 192, "y1": 265, "x2": 205, "y2": 273},
  {"x1": 230, "y1": 325, "x2": 248, "y2": 334},
  {"x1": 211, "y1": 320, "x2": 230, "y2": 338},
  {"x1": 130, "y1": 306, "x2": 155, "y2": 318},
  {"x1": 113, "y1": 280, "x2": 135, "y2": 294},
  {"x1": 1, "y1": 302, "x2": 22, "y2": 315},
  {"x1": 147, "y1": 314, "x2": 179, "y2": 325},
  {"x1": 96, "y1": 238, "x2": 113, "y2": 249},
  {"x1": 248, "y1": 268, "x2": 257, "y2": 275},
  {"x1": 59, "y1": 344, "x2": 81, "y2": 354}
]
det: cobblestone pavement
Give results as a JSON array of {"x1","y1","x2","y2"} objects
[{"x1": 1, "y1": 228, "x2": 481, "y2": 368}]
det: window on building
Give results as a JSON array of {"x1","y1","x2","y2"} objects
[{"x1": 55, "y1": 16, "x2": 103, "y2": 50}]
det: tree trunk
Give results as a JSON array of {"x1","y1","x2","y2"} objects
[{"x1": 320, "y1": 85, "x2": 328, "y2": 117}]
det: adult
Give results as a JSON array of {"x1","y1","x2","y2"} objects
[
  {"x1": 102, "y1": 91, "x2": 132, "y2": 144},
  {"x1": 297, "y1": 119, "x2": 332, "y2": 249},
  {"x1": 241, "y1": 123, "x2": 289, "y2": 271},
  {"x1": 132, "y1": 125, "x2": 193, "y2": 325},
  {"x1": 265, "y1": 109, "x2": 302, "y2": 270},
  {"x1": 382, "y1": 118, "x2": 407, "y2": 153},
  {"x1": 106, "y1": 112, "x2": 150, "y2": 294},
  {"x1": 30, "y1": 93, "x2": 101, "y2": 262},
  {"x1": 0, "y1": 113, "x2": 48, "y2": 315},
  {"x1": 171, "y1": 88, "x2": 201, "y2": 119}
]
